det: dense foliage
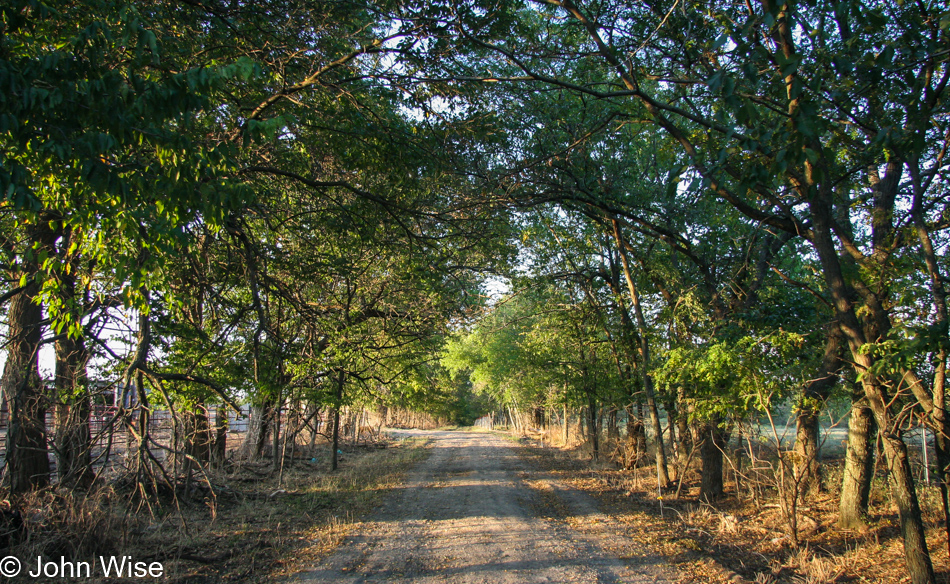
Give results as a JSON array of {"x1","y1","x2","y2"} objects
[{"x1": 2, "y1": 1, "x2": 948, "y2": 581}]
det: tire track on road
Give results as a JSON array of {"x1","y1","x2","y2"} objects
[{"x1": 292, "y1": 429, "x2": 675, "y2": 583}]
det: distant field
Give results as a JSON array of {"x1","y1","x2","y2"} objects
[{"x1": 743, "y1": 423, "x2": 932, "y2": 459}]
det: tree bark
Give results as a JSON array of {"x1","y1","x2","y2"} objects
[
  {"x1": 839, "y1": 393, "x2": 876, "y2": 529},
  {"x1": 675, "y1": 387, "x2": 691, "y2": 480},
  {"x1": 909, "y1": 158, "x2": 950, "y2": 559},
  {"x1": 184, "y1": 403, "x2": 213, "y2": 464},
  {"x1": 2, "y1": 286, "x2": 51, "y2": 493},
  {"x1": 810, "y1": 196, "x2": 935, "y2": 582},
  {"x1": 51, "y1": 226, "x2": 92, "y2": 488},
  {"x1": 54, "y1": 332, "x2": 91, "y2": 488},
  {"x1": 587, "y1": 391, "x2": 599, "y2": 460},
  {"x1": 563, "y1": 404, "x2": 569, "y2": 446},
  {"x1": 2, "y1": 221, "x2": 59, "y2": 493},
  {"x1": 242, "y1": 401, "x2": 273, "y2": 460},
  {"x1": 698, "y1": 417, "x2": 726, "y2": 501},
  {"x1": 272, "y1": 394, "x2": 282, "y2": 472},
  {"x1": 795, "y1": 323, "x2": 843, "y2": 497},
  {"x1": 624, "y1": 404, "x2": 646, "y2": 468},
  {"x1": 612, "y1": 219, "x2": 670, "y2": 488},
  {"x1": 210, "y1": 408, "x2": 228, "y2": 469},
  {"x1": 331, "y1": 370, "x2": 344, "y2": 471},
  {"x1": 606, "y1": 407, "x2": 619, "y2": 446}
]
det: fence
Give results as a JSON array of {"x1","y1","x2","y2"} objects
[
  {"x1": 0, "y1": 405, "x2": 252, "y2": 478},
  {"x1": 0, "y1": 404, "x2": 441, "y2": 482}
]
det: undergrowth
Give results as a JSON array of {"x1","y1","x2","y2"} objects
[
  {"x1": 1, "y1": 436, "x2": 429, "y2": 583},
  {"x1": 517, "y1": 438, "x2": 950, "y2": 584}
]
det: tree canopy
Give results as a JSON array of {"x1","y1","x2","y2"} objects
[{"x1": 2, "y1": 1, "x2": 949, "y2": 581}]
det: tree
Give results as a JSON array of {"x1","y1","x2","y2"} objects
[{"x1": 429, "y1": 1, "x2": 946, "y2": 578}]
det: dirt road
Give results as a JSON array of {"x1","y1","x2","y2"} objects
[{"x1": 292, "y1": 429, "x2": 675, "y2": 583}]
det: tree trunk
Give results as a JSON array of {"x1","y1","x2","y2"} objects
[
  {"x1": 54, "y1": 333, "x2": 92, "y2": 488},
  {"x1": 795, "y1": 323, "x2": 843, "y2": 497},
  {"x1": 210, "y1": 408, "x2": 228, "y2": 469},
  {"x1": 331, "y1": 370, "x2": 344, "y2": 471},
  {"x1": 625, "y1": 405, "x2": 646, "y2": 468},
  {"x1": 883, "y1": 432, "x2": 935, "y2": 584},
  {"x1": 810, "y1": 196, "x2": 934, "y2": 582},
  {"x1": 676, "y1": 387, "x2": 691, "y2": 480},
  {"x1": 587, "y1": 392, "x2": 599, "y2": 460},
  {"x1": 612, "y1": 219, "x2": 670, "y2": 488},
  {"x1": 180, "y1": 409, "x2": 196, "y2": 497},
  {"x1": 52, "y1": 227, "x2": 92, "y2": 488},
  {"x1": 2, "y1": 221, "x2": 58, "y2": 493},
  {"x1": 625, "y1": 404, "x2": 637, "y2": 442},
  {"x1": 242, "y1": 401, "x2": 272, "y2": 460},
  {"x1": 909, "y1": 158, "x2": 950, "y2": 560},
  {"x1": 563, "y1": 404, "x2": 569, "y2": 446},
  {"x1": 699, "y1": 418, "x2": 726, "y2": 501},
  {"x1": 794, "y1": 409, "x2": 821, "y2": 494},
  {"x1": 606, "y1": 407, "x2": 619, "y2": 446},
  {"x1": 666, "y1": 415, "x2": 677, "y2": 480},
  {"x1": 2, "y1": 284, "x2": 50, "y2": 493},
  {"x1": 179, "y1": 402, "x2": 213, "y2": 492},
  {"x1": 635, "y1": 401, "x2": 647, "y2": 462},
  {"x1": 272, "y1": 395, "x2": 282, "y2": 472},
  {"x1": 647, "y1": 396, "x2": 670, "y2": 489},
  {"x1": 931, "y1": 418, "x2": 950, "y2": 561},
  {"x1": 839, "y1": 393, "x2": 876, "y2": 528}
]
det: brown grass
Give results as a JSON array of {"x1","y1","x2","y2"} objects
[
  {"x1": 516, "y1": 439, "x2": 950, "y2": 584},
  {"x1": 4, "y1": 488, "x2": 132, "y2": 562},
  {"x1": 2, "y1": 437, "x2": 429, "y2": 583}
]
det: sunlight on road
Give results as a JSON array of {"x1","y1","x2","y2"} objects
[{"x1": 292, "y1": 429, "x2": 671, "y2": 584}]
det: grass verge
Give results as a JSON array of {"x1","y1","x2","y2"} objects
[
  {"x1": 515, "y1": 438, "x2": 950, "y2": 584},
  {"x1": 3, "y1": 436, "x2": 430, "y2": 583}
]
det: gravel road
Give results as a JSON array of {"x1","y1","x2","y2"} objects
[{"x1": 292, "y1": 429, "x2": 674, "y2": 584}]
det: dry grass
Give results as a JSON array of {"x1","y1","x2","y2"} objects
[
  {"x1": 2, "y1": 436, "x2": 429, "y2": 583},
  {"x1": 516, "y1": 438, "x2": 950, "y2": 584},
  {"x1": 784, "y1": 545, "x2": 854, "y2": 584},
  {"x1": 4, "y1": 488, "x2": 135, "y2": 562}
]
